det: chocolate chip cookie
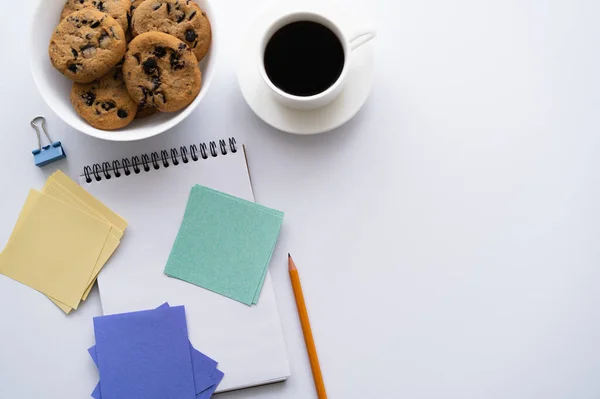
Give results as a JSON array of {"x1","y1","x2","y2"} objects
[
  {"x1": 131, "y1": 0, "x2": 211, "y2": 61},
  {"x1": 130, "y1": 0, "x2": 147, "y2": 13},
  {"x1": 49, "y1": 10, "x2": 126, "y2": 83},
  {"x1": 123, "y1": 32, "x2": 201, "y2": 112},
  {"x1": 61, "y1": 0, "x2": 131, "y2": 34},
  {"x1": 124, "y1": 0, "x2": 141, "y2": 43},
  {"x1": 71, "y1": 67, "x2": 137, "y2": 130},
  {"x1": 135, "y1": 104, "x2": 158, "y2": 118}
]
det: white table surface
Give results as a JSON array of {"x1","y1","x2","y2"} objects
[{"x1": 2, "y1": 0, "x2": 600, "y2": 398}]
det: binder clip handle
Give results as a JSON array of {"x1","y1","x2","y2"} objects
[{"x1": 31, "y1": 116, "x2": 66, "y2": 167}]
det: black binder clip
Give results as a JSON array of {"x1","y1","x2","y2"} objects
[{"x1": 31, "y1": 116, "x2": 66, "y2": 167}]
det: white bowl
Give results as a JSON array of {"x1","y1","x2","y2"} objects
[{"x1": 30, "y1": 0, "x2": 216, "y2": 142}]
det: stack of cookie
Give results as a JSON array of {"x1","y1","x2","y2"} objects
[{"x1": 48, "y1": 0, "x2": 211, "y2": 131}]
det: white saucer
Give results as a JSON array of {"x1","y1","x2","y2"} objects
[{"x1": 237, "y1": 4, "x2": 375, "y2": 135}]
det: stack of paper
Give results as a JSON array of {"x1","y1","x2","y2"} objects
[
  {"x1": 164, "y1": 185, "x2": 284, "y2": 306},
  {"x1": 88, "y1": 303, "x2": 223, "y2": 399},
  {"x1": 0, "y1": 170, "x2": 126, "y2": 314}
]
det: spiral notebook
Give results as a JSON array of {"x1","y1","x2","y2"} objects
[{"x1": 79, "y1": 138, "x2": 290, "y2": 393}]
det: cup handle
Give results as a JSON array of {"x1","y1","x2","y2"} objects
[{"x1": 349, "y1": 30, "x2": 377, "y2": 51}]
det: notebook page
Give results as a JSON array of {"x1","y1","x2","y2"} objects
[{"x1": 80, "y1": 148, "x2": 290, "y2": 392}]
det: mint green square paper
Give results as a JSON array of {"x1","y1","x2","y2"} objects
[{"x1": 164, "y1": 185, "x2": 284, "y2": 305}]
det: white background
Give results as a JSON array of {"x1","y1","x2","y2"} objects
[{"x1": 2, "y1": 0, "x2": 600, "y2": 398}]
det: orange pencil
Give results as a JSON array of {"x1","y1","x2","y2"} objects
[{"x1": 288, "y1": 254, "x2": 327, "y2": 399}]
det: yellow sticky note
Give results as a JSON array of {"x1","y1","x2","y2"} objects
[
  {"x1": 48, "y1": 170, "x2": 128, "y2": 232},
  {"x1": 46, "y1": 234, "x2": 119, "y2": 312},
  {"x1": 43, "y1": 178, "x2": 124, "y2": 308},
  {"x1": 0, "y1": 190, "x2": 110, "y2": 309},
  {"x1": 47, "y1": 233, "x2": 120, "y2": 313},
  {"x1": 43, "y1": 180, "x2": 123, "y2": 299},
  {"x1": 0, "y1": 191, "x2": 74, "y2": 314},
  {"x1": 10, "y1": 184, "x2": 118, "y2": 313},
  {"x1": 48, "y1": 296, "x2": 73, "y2": 314},
  {"x1": 82, "y1": 234, "x2": 120, "y2": 300},
  {"x1": 43, "y1": 181, "x2": 123, "y2": 240}
]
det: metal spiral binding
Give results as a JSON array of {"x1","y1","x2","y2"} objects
[{"x1": 83, "y1": 138, "x2": 237, "y2": 183}]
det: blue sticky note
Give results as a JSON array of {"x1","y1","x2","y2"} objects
[
  {"x1": 190, "y1": 349, "x2": 219, "y2": 393},
  {"x1": 91, "y1": 382, "x2": 101, "y2": 399},
  {"x1": 197, "y1": 369, "x2": 225, "y2": 399},
  {"x1": 89, "y1": 304, "x2": 219, "y2": 399},
  {"x1": 89, "y1": 345, "x2": 217, "y2": 397},
  {"x1": 93, "y1": 305, "x2": 196, "y2": 399},
  {"x1": 88, "y1": 347, "x2": 102, "y2": 399}
]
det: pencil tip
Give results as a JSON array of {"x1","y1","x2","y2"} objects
[{"x1": 288, "y1": 254, "x2": 297, "y2": 271}]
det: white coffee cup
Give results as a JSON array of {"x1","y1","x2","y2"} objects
[{"x1": 259, "y1": 12, "x2": 376, "y2": 111}]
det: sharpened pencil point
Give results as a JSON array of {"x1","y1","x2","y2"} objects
[{"x1": 288, "y1": 254, "x2": 297, "y2": 271}]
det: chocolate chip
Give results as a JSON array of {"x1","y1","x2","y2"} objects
[
  {"x1": 95, "y1": 1, "x2": 104, "y2": 11},
  {"x1": 101, "y1": 101, "x2": 116, "y2": 111},
  {"x1": 155, "y1": 91, "x2": 167, "y2": 104},
  {"x1": 82, "y1": 20, "x2": 88, "y2": 24},
  {"x1": 81, "y1": 92, "x2": 96, "y2": 106},
  {"x1": 169, "y1": 51, "x2": 180, "y2": 69},
  {"x1": 193, "y1": 41, "x2": 198, "y2": 48},
  {"x1": 110, "y1": 27, "x2": 121, "y2": 40},
  {"x1": 71, "y1": 48, "x2": 78, "y2": 58},
  {"x1": 176, "y1": 12, "x2": 185, "y2": 23},
  {"x1": 166, "y1": 3, "x2": 171, "y2": 12},
  {"x1": 117, "y1": 109, "x2": 129, "y2": 118},
  {"x1": 143, "y1": 58, "x2": 158, "y2": 74},
  {"x1": 67, "y1": 63, "x2": 80, "y2": 73},
  {"x1": 86, "y1": 33, "x2": 92, "y2": 40},
  {"x1": 178, "y1": 43, "x2": 187, "y2": 51},
  {"x1": 184, "y1": 29, "x2": 197, "y2": 42},
  {"x1": 153, "y1": 46, "x2": 167, "y2": 58},
  {"x1": 99, "y1": 32, "x2": 111, "y2": 49},
  {"x1": 95, "y1": 109, "x2": 101, "y2": 115},
  {"x1": 153, "y1": 2, "x2": 162, "y2": 10},
  {"x1": 80, "y1": 43, "x2": 97, "y2": 58},
  {"x1": 188, "y1": 11, "x2": 196, "y2": 20},
  {"x1": 152, "y1": 75, "x2": 161, "y2": 89},
  {"x1": 168, "y1": 49, "x2": 185, "y2": 69},
  {"x1": 90, "y1": 20, "x2": 100, "y2": 28},
  {"x1": 144, "y1": 88, "x2": 156, "y2": 106}
]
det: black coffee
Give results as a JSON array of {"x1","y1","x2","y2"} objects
[{"x1": 264, "y1": 21, "x2": 345, "y2": 97}]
